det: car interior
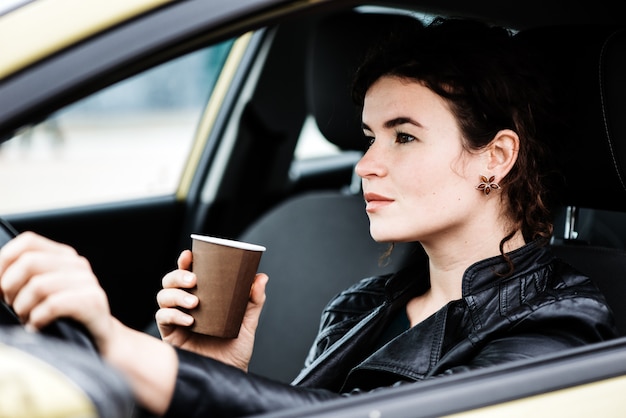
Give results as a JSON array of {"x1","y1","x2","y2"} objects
[
  {"x1": 242, "y1": 10, "x2": 626, "y2": 383},
  {"x1": 1, "y1": 1, "x2": 626, "y2": 415},
  {"x1": 247, "y1": 8, "x2": 626, "y2": 414},
  {"x1": 243, "y1": 10, "x2": 425, "y2": 382},
  {"x1": 131, "y1": 5, "x2": 626, "y2": 386}
]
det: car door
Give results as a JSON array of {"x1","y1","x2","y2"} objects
[{"x1": 0, "y1": 0, "x2": 294, "y2": 331}]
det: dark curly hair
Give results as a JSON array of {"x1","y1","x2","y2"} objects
[{"x1": 352, "y1": 17, "x2": 557, "y2": 274}]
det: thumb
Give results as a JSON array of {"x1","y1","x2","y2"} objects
[
  {"x1": 249, "y1": 273, "x2": 269, "y2": 307},
  {"x1": 241, "y1": 273, "x2": 269, "y2": 333}
]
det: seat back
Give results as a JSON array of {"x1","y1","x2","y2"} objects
[
  {"x1": 244, "y1": 192, "x2": 418, "y2": 382},
  {"x1": 245, "y1": 11, "x2": 421, "y2": 382},
  {"x1": 518, "y1": 25, "x2": 626, "y2": 335},
  {"x1": 247, "y1": 18, "x2": 626, "y2": 384},
  {"x1": 551, "y1": 244, "x2": 626, "y2": 334}
]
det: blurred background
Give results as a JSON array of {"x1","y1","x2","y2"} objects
[{"x1": 0, "y1": 38, "x2": 339, "y2": 215}]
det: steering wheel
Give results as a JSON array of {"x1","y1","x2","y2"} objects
[
  {"x1": 0, "y1": 218, "x2": 138, "y2": 417},
  {"x1": 0, "y1": 218, "x2": 97, "y2": 351}
]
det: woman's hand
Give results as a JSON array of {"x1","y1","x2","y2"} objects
[
  {"x1": 0, "y1": 232, "x2": 115, "y2": 351},
  {"x1": 0, "y1": 231, "x2": 180, "y2": 415},
  {"x1": 156, "y1": 249, "x2": 269, "y2": 371}
]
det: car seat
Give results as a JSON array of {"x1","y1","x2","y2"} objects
[
  {"x1": 246, "y1": 18, "x2": 626, "y2": 384},
  {"x1": 244, "y1": 11, "x2": 422, "y2": 383},
  {"x1": 517, "y1": 25, "x2": 626, "y2": 335}
]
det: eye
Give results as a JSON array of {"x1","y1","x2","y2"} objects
[
  {"x1": 363, "y1": 135, "x2": 375, "y2": 147},
  {"x1": 396, "y1": 131, "x2": 416, "y2": 144}
]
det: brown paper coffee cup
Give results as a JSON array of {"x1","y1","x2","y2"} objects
[{"x1": 188, "y1": 234, "x2": 266, "y2": 338}]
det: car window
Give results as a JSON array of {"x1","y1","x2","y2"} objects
[
  {"x1": 0, "y1": 39, "x2": 234, "y2": 215},
  {"x1": 294, "y1": 116, "x2": 341, "y2": 160}
]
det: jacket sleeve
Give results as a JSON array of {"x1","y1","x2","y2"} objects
[{"x1": 163, "y1": 347, "x2": 342, "y2": 418}]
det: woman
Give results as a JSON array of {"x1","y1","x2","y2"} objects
[{"x1": 0, "y1": 17, "x2": 618, "y2": 417}]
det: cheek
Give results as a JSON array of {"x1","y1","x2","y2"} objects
[
  {"x1": 400, "y1": 158, "x2": 448, "y2": 191},
  {"x1": 394, "y1": 164, "x2": 428, "y2": 199},
  {"x1": 392, "y1": 146, "x2": 473, "y2": 196},
  {"x1": 403, "y1": 165, "x2": 473, "y2": 206}
]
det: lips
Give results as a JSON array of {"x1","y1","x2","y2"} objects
[{"x1": 363, "y1": 192, "x2": 394, "y2": 212}]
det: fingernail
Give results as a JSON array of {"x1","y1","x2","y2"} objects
[
  {"x1": 183, "y1": 273, "x2": 194, "y2": 285},
  {"x1": 184, "y1": 295, "x2": 196, "y2": 307}
]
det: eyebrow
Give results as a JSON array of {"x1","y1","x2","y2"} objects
[{"x1": 362, "y1": 117, "x2": 424, "y2": 131}]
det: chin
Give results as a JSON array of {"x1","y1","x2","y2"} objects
[{"x1": 369, "y1": 229, "x2": 401, "y2": 243}]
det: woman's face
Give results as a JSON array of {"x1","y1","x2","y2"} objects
[{"x1": 355, "y1": 75, "x2": 486, "y2": 244}]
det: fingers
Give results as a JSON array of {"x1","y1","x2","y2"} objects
[
  {"x1": 156, "y1": 288, "x2": 198, "y2": 310},
  {"x1": 155, "y1": 307, "x2": 194, "y2": 330},
  {"x1": 0, "y1": 233, "x2": 88, "y2": 306},
  {"x1": 177, "y1": 250, "x2": 192, "y2": 270},
  {"x1": 156, "y1": 260, "x2": 198, "y2": 338},
  {"x1": 0, "y1": 231, "x2": 75, "y2": 272},
  {"x1": 155, "y1": 286, "x2": 198, "y2": 332},
  {"x1": 0, "y1": 232, "x2": 111, "y2": 336},
  {"x1": 10, "y1": 269, "x2": 93, "y2": 325},
  {"x1": 0, "y1": 232, "x2": 76, "y2": 299},
  {"x1": 155, "y1": 291, "x2": 196, "y2": 337},
  {"x1": 161, "y1": 268, "x2": 196, "y2": 290},
  {"x1": 25, "y1": 281, "x2": 109, "y2": 332}
]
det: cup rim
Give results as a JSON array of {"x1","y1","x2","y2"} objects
[{"x1": 190, "y1": 234, "x2": 266, "y2": 252}]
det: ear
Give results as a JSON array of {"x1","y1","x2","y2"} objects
[{"x1": 485, "y1": 129, "x2": 519, "y2": 178}]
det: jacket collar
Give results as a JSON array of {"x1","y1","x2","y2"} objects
[
  {"x1": 381, "y1": 240, "x2": 552, "y2": 302},
  {"x1": 462, "y1": 239, "x2": 552, "y2": 296}
]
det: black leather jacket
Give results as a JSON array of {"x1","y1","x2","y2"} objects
[{"x1": 164, "y1": 241, "x2": 618, "y2": 417}]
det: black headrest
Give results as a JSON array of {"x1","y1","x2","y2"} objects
[
  {"x1": 518, "y1": 25, "x2": 626, "y2": 211},
  {"x1": 306, "y1": 11, "x2": 421, "y2": 152}
]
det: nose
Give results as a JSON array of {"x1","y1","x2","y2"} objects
[{"x1": 355, "y1": 142, "x2": 386, "y2": 179}]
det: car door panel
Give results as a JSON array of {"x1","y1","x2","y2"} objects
[{"x1": 4, "y1": 198, "x2": 184, "y2": 330}]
